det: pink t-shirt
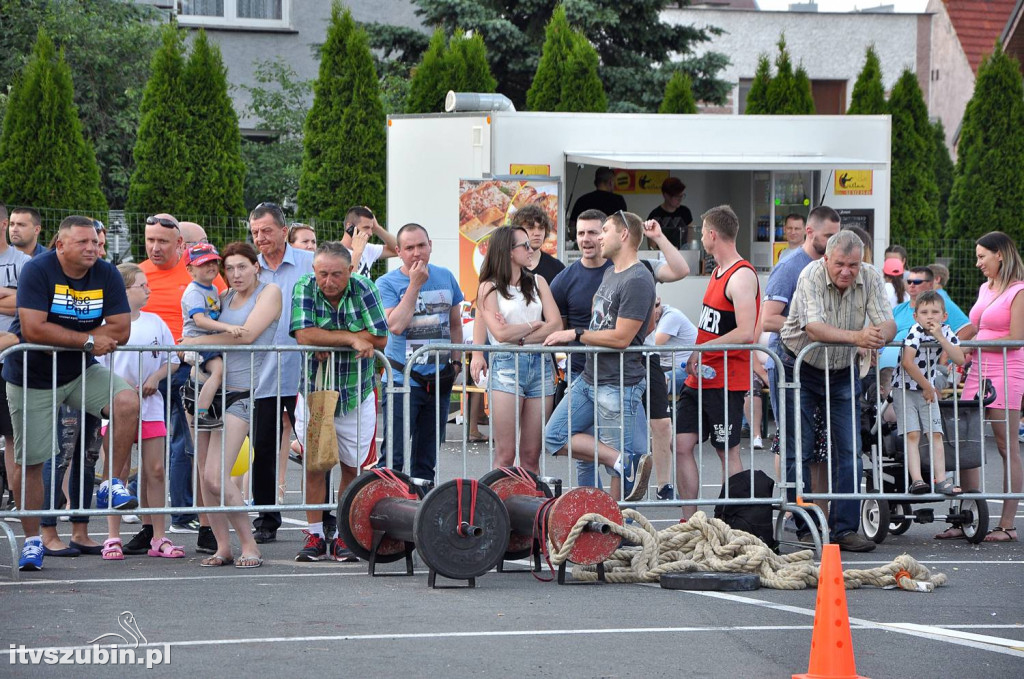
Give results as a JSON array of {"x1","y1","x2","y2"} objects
[{"x1": 962, "y1": 281, "x2": 1024, "y2": 409}]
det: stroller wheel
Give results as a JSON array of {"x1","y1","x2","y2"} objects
[
  {"x1": 889, "y1": 502, "x2": 913, "y2": 536},
  {"x1": 861, "y1": 495, "x2": 890, "y2": 543},
  {"x1": 956, "y1": 494, "x2": 989, "y2": 544}
]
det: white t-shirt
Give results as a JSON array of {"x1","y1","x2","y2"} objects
[
  {"x1": 644, "y1": 304, "x2": 698, "y2": 370},
  {"x1": 98, "y1": 311, "x2": 179, "y2": 422},
  {"x1": 348, "y1": 242, "x2": 384, "y2": 278}
]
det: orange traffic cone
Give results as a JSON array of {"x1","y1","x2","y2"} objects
[{"x1": 793, "y1": 544, "x2": 869, "y2": 679}]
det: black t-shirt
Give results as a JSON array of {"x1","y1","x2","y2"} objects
[
  {"x1": 526, "y1": 251, "x2": 565, "y2": 286},
  {"x1": 647, "y1": 205, "x2": 694, "y2": 249},
  {"x1": 3, "y1": 251, "x2": 130, "y2": 388},
  {"x1": 568, "y1": 189, "x2": 628, "y2": 238}
]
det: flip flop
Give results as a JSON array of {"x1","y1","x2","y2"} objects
[
  {"x1": 983, "y1": 527, "x2": 1018, "y2": 543},
  {"x1": 467, "y1": 434, "x2": 488, "y2": 443},
  {"x1": 147, "y1": 537, "x2": 185, "y2": 559},
  {"x1": 43, "y1": 545, "x2": 81, "y2": 557},
  {"x1": 200, "y1": 554, "x2": 234, "y2": 567},
  {"x1": 934, "y1": 526, "x2": 966, "y2": 540},
  {"x1": 235, "y1": 554, "x2": 263, "y2": 569},
  {"x1": 101, "y1": 538, "x2": 124, "y2": 561},
  {"x1": 69, "y1": 541, "x2": 104, "y2": 556}
]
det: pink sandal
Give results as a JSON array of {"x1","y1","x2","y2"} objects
[
  {"x1": 147, "y1": 537, "x2": 185, "y2": 558},
  {"x1": 102, "y1": 538, "x2": 124, "y2": 561}
]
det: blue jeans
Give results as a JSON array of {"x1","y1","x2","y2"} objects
[
  {"x1": 164, "y1": 363, "x2": 196, "y2": 524},
  {"x1": 544, "y1": 377, "x2": 646, "y2": 477},
  {"x1": 41, "y1": 408, "x2": 99, "y2": 528},
  {"x1": 380, "y1": 379, "x2": 452, "y2": 482},
  {"x1": 782, "y1": 358, "x2": 861, "y2": 539}
]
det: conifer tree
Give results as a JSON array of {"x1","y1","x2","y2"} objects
[
  {"x1": 182, "y1": 30, "x2": 245, "y2": 222},
  {"x1": 793, "y1": 65, "x2": 816, "y2": 114},
  {"x1": 888, "y1": 69, "x2": 941, "y2": 247},
  {"x1": 450, "y1": 31, "x2": 498, "y2": 94},
  {"x1": 658, "y1": 70, "x2": 697, "y2": 114},
  {"x1": 947, "y1": 43, "x2": 1024, "y2": 245},
  {"x1": 0, "y1": 29, "x2": 106, "y2": 215},
  {"x1": 405, "y1": 29, "x2": 449, "y2": 114},
  {"x1": 297, "y1": 2, "x2": 385, "y2": 223},
  {"x1": 847, "y1": 45, "x2": 886, "y2": 114},
  {"x1": 557, "y1": 33, "x2": 607, "y2": 112},
  {"x1": 764, "y1": 36, "x2": 800, "y2": 114},
  {"x1": 931, "y1": 120, "x2": 954, "y2": 229},
  {"x1": 126, "y1": 22, "x2": 190, "y2": 216},
  {"x1": 744, "y1": 54, "x2": 771, "y2": 114},
  {"x1": 526, "y1": 5, "x2": 574, "y2": 111}
]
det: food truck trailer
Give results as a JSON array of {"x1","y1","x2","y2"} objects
[{"x1": 386, "y1": 111, "x2": 890, "y2": 319}]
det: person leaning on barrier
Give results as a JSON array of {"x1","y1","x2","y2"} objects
[
  {"x1": 778, "y1": 229, "x2": 896, "y2": 552},
  {"x1": 542, "y1": 210, "x2": 655, "y2": 502},
  {"x1": 290, "y1": 241, "x2": 389, "y2": 562},
  {"x1": 376, "y1": 223, "x2": 464, "y2": 481},
  {"x1": 248, "y1": 201, "x2": 315, "y2": 544},
  {"x1": 4, "y1": 215, "x2": 141, "y2": 571},
  {"x1": 674, "y1": 205, "x2": 760, "y2": 520},
  {"x1": 0, "y1": 203, "x2": 31, "y2": 509}
]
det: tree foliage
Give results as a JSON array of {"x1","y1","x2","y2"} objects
[
  {"x1": 363, "y1": 0, "x2": 729, "y2": 111},
  {"x1": 847, "y1": 45, "x2": 886, "y2": 115},
  {"x1": 931, "y1": 119, "x2": 954, "y2": 229},
  {"x1": 126, "y1": 22, "x2": 190, "y2": 217},
  {"x1": 0, "y1": 29, "x2": 107, "y2": 215},
  {"x1": 558, "y1": 33, "x2": 607, "y2": 112},
  {"x1": 0, "y1": 0, "x2": 159, "y2": 208},
  {"x1": 745, "y1": 37, "x2": 814, "y2": 114},
  {"x1": 526, "y1": 5, "x2": 575, "y2": 112},
  {"x1": 793, "y1": 66, "x2": 816, "y2": 114},
  {"x1": 947, "y1": 43, "x2": 1024, "y2": 246},
  {"x1": 406, "y1": 29, "x2": 497, "y2": 114},
  {"x1": 888, "y1": 69, "x2": 941, "y2": 248},
  {"x1": 659, "y1": 70, "x2": 697, "y2": 114},
  {"x1": 298, "y1": 2, "x2": 386, "y2": 223},
  {"x1": 182, "y1": 31, "x2": 245, "y2": 222},
  {"x1": 744, "y1": 54, "x2": 771, "y2": 114}
]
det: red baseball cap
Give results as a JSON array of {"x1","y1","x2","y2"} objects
[{"x1": 186, "y1": 243, "x2": 221, "y2": 266}]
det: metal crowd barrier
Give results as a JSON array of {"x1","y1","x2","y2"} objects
[
  {"x1": 788, "y1": 339, "x2": 1024, "y2": 545},
  {"x1": 0, "y1": 344, "x2": 391, "y2": 580}
]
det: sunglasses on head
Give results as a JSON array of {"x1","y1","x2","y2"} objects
[
  {"x1": 145, "y1": 216, "x2": 178, "y2": 229},
  {"x1": 254, "y1": 202, "x2": 280, "y2": 211}
]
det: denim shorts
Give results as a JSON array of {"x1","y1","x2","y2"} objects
[{"x1": 488, "y1": 350, "x2": 555, "y2": 399}]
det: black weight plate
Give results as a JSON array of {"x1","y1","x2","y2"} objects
[
  {"x1": 660, "y1": 572, "x2": 761, "y2": 591},
  {"x1": 414, "y1": 479, "x2": 510, "y2": 581}
]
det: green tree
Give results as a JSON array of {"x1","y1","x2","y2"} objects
[
  {"x1": 793, "y1": 66, "x2": 816, "y2": 114},
  {"x1": 557, "y1": 33, "x2": 607, "y2": 112},
  {"x1": 0, "y1": 29, "x2": 107, "y2": 216},
  {"x1": 847, "y1": 45, "x2": 886, "y2": 114},
  {"x1": 365, "y1": 0, "x2": 729, "y2": 111},
  {"x1": 526, "y1": 5, "x2": 575, "y2": 111},
  {"x1": 744, "y1": 54, "x2": 772, "y2": 114},
  {"x1": 888, "y1": 69, "x2": 941, "y2": 249},
  {"x1": 931, "y1": 119, "x2": 954, "y2": 229},
  {"x1": 658, "y1": 70, "x2": 697, "y2": 114},
  {"x1": 947, "y1": 43, "x2": 1024, "y2": 247},
  {"x1": 451, "y1": 30, "x2": 498, "y2": 95},
  {"x1": 126, "y1": 22, "x2": 190, "y2": 216},
  {"x1": 0, "y1": 0, "x2": 159, "y2": 208},
  {"x1": 406, "y1": 29, "x2": 497, "y2": 114},
  {"x1": 182, "y1": 30, "x2": 245, "y2": 222},
  {"x1": 763, "y1": 36, "x2": 812, "y2": 115},
  {"x1": 240, "y1": 58, "x2": 312, "y2": 210},
  {"x1": 298, "y1": 2, "x2": 386, "y2": 223}
]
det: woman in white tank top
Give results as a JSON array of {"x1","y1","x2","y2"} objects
[{"x1": 471, "y1": 226, "x2": 563, "y2": 472}]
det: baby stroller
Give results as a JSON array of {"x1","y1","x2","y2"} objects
[{"x1": 860, "y1": 375, "x2": 995, "y2": 544}]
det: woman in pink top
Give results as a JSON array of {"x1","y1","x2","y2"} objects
[{"x1": 951, "y1": 232, "x2": 1024, "y2": 543}]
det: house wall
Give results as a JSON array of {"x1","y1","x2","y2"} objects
[{"x1": 926, "y1": 0, "x2": 976, "y2": 154}]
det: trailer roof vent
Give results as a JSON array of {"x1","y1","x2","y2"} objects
[{"x1": 445, "y1": 91, "x2": 516, "y2": 113}]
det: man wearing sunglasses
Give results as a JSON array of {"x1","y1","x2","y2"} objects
[{"x1": 137, "y1": 213, "x2": 226, "y2": 548}]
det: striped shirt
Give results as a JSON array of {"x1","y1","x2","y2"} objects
[
  {"x1": 780, "y1": 259, "x2": 892, "y2": 370},
  {"x1": 290, "y1": 272, "x2": 388, "y2": 415}
]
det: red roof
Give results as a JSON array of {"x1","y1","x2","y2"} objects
[{"x1": 945, "y1": 0, "x2": 1018, "y2": 73}]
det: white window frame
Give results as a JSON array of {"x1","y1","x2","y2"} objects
[{"x1": 176, "y1": 0, "x2": 291, "y2": 30}]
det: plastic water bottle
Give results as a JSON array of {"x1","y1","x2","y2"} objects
[{"x1": 700, "y1": 364, "x2": 717, "y2": 380}]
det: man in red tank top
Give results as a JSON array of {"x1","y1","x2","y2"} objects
[{"x1": 675, "y1": 205, "x2": 761, "y2": 520}]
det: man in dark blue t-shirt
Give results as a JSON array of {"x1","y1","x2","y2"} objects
[{"x1": 4, "y1": 216, "x2": 140, "y2": 571}]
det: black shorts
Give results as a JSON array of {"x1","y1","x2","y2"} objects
[
  {"x1": 675, "y1": 386, "x2": 745, "y2": 450},
  {"x1": 0, "y1": 368, "x2": 11, "y2": 438},
  {"x1": 641, "y1": 363, "x2": 670, "y2": 420}
]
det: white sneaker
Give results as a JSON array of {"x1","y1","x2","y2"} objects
[
  {"x1": 123, "y1": 514, "x2": 140, "y2": 524},
  {"x1": 752, "y1": 435, "x2": 763, "y2": 450}
]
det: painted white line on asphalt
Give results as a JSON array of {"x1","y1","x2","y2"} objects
[
  {"x1": 0, "y1": 570, "x2": 368, "y2": 587},
  {"x1": 662, "y1": 588, "x2": 1024, "y2": 659},
  {"x1": 879, "y1": 623, "x2": 1024, "y2": 650}
]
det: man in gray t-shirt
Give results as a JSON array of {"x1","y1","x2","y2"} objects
[
  {"x1": 542, "y1": 211, "x2": 656, "y2": 502},
  {"x1": 0, "y1": 213, "x2": 30, "y2": 486}
]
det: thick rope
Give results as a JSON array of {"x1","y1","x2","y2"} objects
[{"x1": 554, "y1": 510, "x2": 947, "y2": 592}]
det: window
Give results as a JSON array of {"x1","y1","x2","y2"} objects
[{"x1": 178, "y1": 1, "x2": 289, "y2": 28}]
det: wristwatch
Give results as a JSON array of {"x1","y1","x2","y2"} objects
[
  {"x1": 574, "y1": 328, "x2": 585, "y2": 342},
  {"x1": 83, "y1": 335, "x2": 95, "y2": 352}
]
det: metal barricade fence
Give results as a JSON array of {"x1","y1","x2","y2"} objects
[
  {"x1": 788, "y1": 340, "x2": 1024, "y2": 546},
  {"x1": 0, "y1": 343, "x2": 392, "y2": 580}
]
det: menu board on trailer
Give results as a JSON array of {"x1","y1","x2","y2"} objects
[{"x1": 458, "y1": 177, "x2": 561, "y2": 302}]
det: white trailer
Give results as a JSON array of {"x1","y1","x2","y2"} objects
[{"x1": 386, "y1": 111, "x2": 890, "y2": 319}]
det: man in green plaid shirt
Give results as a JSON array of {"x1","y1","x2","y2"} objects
[{"x1": 289, "y1": 241, "x2": 388, "y2": 562}]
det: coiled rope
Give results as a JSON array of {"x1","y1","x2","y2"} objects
[{"x1": 550, "y1": 510, "x2": 947, "y2": 592}]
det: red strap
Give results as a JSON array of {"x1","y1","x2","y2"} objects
[
  {"x1": 456, "y1": 479, "x2": 479, "y2": 537},
  {"x1": 531, "y1": 496, "x2": 559, "y2": 582},
  {"x1": 499, "y1": 466, "x2": 545, "y2": 497},
  {"x1": 372, "y1": 468, "x2": 417, "y2": 500}
]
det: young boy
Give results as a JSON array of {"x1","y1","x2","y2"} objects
[
  {"x1": 893, "y1": 290, "x2": 966, "y2": 496},
  {"x1": 181, "y1": 243, "x2": 243, "y2": 429}
]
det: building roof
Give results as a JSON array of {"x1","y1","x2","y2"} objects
[
  {"x1": 945, "y1": 0, "x2": 1018, "y2": 73},
  {"x1": 1002, "y1": 0, "x2": 1024, "y2": 66}
]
